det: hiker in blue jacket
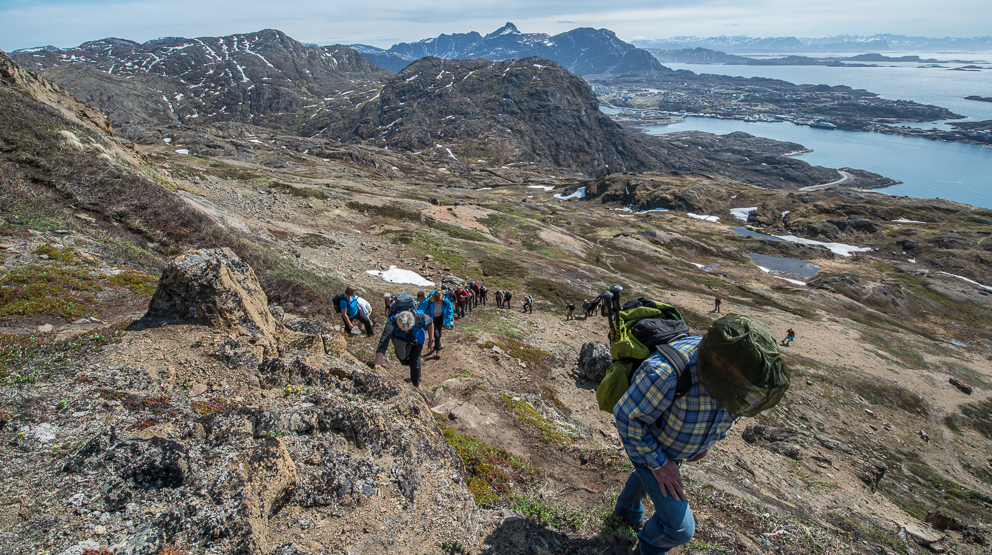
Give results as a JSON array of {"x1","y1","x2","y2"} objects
[
  {"x1": 419, "y1": 288, "x2": 454, "y2": 353},
  {"x1": 339, "y1": 286, "x2": 373, "y2": 337},
  {"x1": 373, "y1": 310, "x2": 434, "y2": 388}
]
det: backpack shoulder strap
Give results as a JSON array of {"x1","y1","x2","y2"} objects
[{"x1": 654, "y1": 343, "x2": 692, "y2": 398}]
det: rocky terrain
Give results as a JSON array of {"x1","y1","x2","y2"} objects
[{"x1": 2, "y1": 37, "x2": 992, "y2": 555}]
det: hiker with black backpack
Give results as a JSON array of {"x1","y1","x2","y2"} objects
[
  {"x1": 373, "y1": 310, "x2": 434, "y2": 390},
  {"x1": 338, "y1": 286, "x2": 373, "y2": 337},
  {"x1": 419, "y1": 289, "x2": 454, "y2": 353},
  {"x1": 503, "y1": 290, "x2": 513, "y2": 309},
  {"x1": 609, "y1": 313, "x2": 790, "y2": 555},
  {"x1": 479, "y1": 284, "x2": 488, "y2": 306}
]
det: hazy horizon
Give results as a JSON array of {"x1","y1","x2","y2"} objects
[{"x1": 2, "y1": 0, "x2": 990, "y2": 53}]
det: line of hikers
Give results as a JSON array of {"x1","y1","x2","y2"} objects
[{"x1": 335, "y1": 281, "x2": 538, "y2": 390}]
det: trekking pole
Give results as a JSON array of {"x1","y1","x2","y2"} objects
[{"x1": 609, "y1": 284, "x2": 623, "y2": 334}]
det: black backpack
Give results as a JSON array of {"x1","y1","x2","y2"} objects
[
  {"x1": 332, "y1": 293, "x2": 346, "y2": 314},
  {"x1": 389, "y1": 293, "x2": 418, "y2": 316}
]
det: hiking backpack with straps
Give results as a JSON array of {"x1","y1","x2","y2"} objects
[
  {"x1": 596, "y1": 297, "x2": 692, "y2": 413},
  {"x1": 332, "y1": 293, "x2": 346, "y2": 314},
  {"x1": 388, "y1": 293, "x2": 418, "y2": 316}
]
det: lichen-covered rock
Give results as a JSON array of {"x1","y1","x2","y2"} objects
[
  {"x1": 577, "y1": 342, "x2": 611, "y2": 382},
  {"x1": 144, "y1": 248, "x2": 278, "y2": 353}
]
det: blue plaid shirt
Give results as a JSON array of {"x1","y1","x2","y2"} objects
[{"x1": 614, "y1": 336, "x2": 737, "y2": 470}]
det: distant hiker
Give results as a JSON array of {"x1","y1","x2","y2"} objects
[
  {"x1": 782, "y1": 328, "x2": 795, "y2": 347},
  {"x1": 420, "y1": 289, "x2": 454, "y2": 353},
  {"x1": 479, "y1": 284, "x2": 488, "y2": 306},
  {"x1": 522, "y1": 295, "x2": 534, "y2": 313},
  {"x1": 713, "y1": 297, "x2": 722, "y2": 313},
  {"x1": 383, "y1": 293, "x2": 394, "y2": 314},
  {"x1": 503, "y1": 290, "x2": 513, "y2": 309},
  {"x1": 455, "y1": 287, "x2": 470, "y2": 318},
  {"x1": 613, "y1": 315, "x2": 790, "y2": 555},
  {"x1": 470, "y1": 281, "x2": 481, "y2": 308},
  {"x1": 495, "y1": 290, "x2": 504, "y2": 309},
  {"x1": 339, "y1": 286, "x2": 373, "y2": 337},
  {"x1": 565, "y1": 302, "x2": 575, "y2": 321},
  {"x1": 373, "y1": 310, "x2": 434, "y2": 389},
  {"x1": 416, "y1": 291, "x2": 426, "y2": 305}
]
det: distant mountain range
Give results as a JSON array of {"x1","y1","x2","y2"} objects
[
  {"x1": 647, "y1": 47, "x2": 958, "y2": 67},
  {"x1": 631, "y1": 34, "x2": 992, "y2": 53},
  {"x1": 350, "y1": 22, "x2": 670, "y2": 76},
  {"x1": 11, "y1": 29, "x2": 390, "y2": 134}
]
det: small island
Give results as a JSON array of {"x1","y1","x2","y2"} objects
[{"x1": 965, "y1": 95, "x2": 992, "y2": 103}]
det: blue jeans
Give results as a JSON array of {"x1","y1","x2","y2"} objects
[{"x1": 614, "y1": 463, "x2": 695, "y2": 555}]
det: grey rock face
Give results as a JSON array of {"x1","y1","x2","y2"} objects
[{"x1": 578, "y1": 342, "x2": 611, "y2": 382}]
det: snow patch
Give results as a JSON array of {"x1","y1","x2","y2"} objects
[
  {"x1": 757, "y1": 266, "x2": 808, "y2": 286},
  {"x1": 527, "y1": 185, "x2": 555, "y2": 192},
  {"x1": 774, "y1": 235, "x2": 871, "y2": 257},
  {"x1": 892, "y1": 218, "x2": 927, "y2": 224},
  {"x1": 688, "y1": 213, "x2": 720, "y2": 222},
  {"x1": 367, "y1": 266, "x2": 434, "y2": 287},
  {"x1": 554, "y1": 187, "x2": 586, "y2": 200},
  {"x1": 175, "y1": 149, "x2": 189, "y2": 155},
  {"x1": 730, "y1": 207, "x2": 756, "y2": 221}
]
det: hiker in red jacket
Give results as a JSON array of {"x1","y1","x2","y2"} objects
[{"x1": 455, "y1": 287, "x2": 470, "y2": 319}]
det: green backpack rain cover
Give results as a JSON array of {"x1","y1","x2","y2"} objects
[{"x1": 596, "y1": 301, "x2": 684, "y2": 413}]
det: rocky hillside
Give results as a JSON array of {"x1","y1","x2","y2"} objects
[
  {"x1": 12, "y1": 29, "x2": 390, "y2": 136},
  {"x1": 338, "y1": 56, "x2": 661, "y2": 176},
  {"x1": 355, "y1": 22, "x2": 671, "y2": 77},
  {"x1": 3, "y1": 42, "x2": 992, "y2": 555}
]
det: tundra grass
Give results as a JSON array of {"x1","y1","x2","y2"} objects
[{"x1": 0, "y1": 322, "x2": 128, "y2": 384}]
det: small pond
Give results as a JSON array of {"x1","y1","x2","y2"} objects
[
  {"x1": 749, "y1": 253, "x2": 821, "y2": 280},
  {"x1": 729, "y1": 227, "x2": 781, "y2": 241}
]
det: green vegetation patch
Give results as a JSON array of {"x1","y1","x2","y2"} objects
[
  {"x1": 943, "y1": 360, "x2": 992, "y2": 390},
  {"x1": 959, "y1": 397, "x2": 992, "y2": 440},
  {"x1": 790, "y1": 460, "x2": 838, "y2": 490},
  {"x1": 824, "y1": 511, "x2": 909, "y2": 555},
  {"x1": 501, "y1": 394, "x2": 574, "y2": 446},
  {"x1": 437, "y1": 417, "x2": 537, "y2": 506},
  {"x1": 861, "y1": 331, "x2": 926, "y2": 369},
  {"x1": 0, "y1": 263, "x2": 103, "y2": 318},
  {"x1": 33, "y1": 244, "x2": 76, "y2": 263},
  {"x1": 0, "y1": 322, "x2": 128, "y2": 385},
  {"x1": 505, "y1": 494, "x2": 586, "y2": 531},
  {"x1": 852, "y1": 377, "x2": 929, "y2": 417},
  {"x1": 479, "y1": 255, "x2": 527, "y2": 289},
  {"x1": 481, "y1": 337, "x2": 557, "y2": 374},
  {"x1": 269, "y1": 181, "x2": 327, "y2": 199},
  {"x1": 346, "y1": 201, "x2": 420, "y2": 221},
  {"x1": 106, "y1": 269, "x2": 158, "y2": 295},
  {"x1": 880, "y1": 457, "x2": 988, "y2": 521},
  {"x1": 525, "y1": 277, "x2": 589, "y2": 306}
]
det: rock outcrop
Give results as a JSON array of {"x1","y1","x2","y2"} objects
[
  {"x1": 577, "y1": 342, "x2": 611, "y2": 382},
  {"x1": 143, "y1": 248, "x2": 279, "y2": 353}
]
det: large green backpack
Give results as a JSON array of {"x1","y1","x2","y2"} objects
[{"x1": 596, "y1": 298, "x2": 692, "y2": 413}]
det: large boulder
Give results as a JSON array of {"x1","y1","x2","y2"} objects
[
  {"x1": 577, "y1": 342, "x2": 611, "y2": 382},
  {"x1": 144, "y1": 248, "x2": 278, "y2": 353}
]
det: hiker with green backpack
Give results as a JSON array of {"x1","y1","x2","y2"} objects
[{"x1": 596, "y1": 290, "x2": 790, "y2": 555}]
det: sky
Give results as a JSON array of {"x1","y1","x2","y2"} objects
[{"x1": 1, "y1": 0, "x2": 990, "y2": 52}]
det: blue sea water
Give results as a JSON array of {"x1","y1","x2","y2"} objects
[{"x1": 606, "y1": 60, "x2": 992, "y2": 209}]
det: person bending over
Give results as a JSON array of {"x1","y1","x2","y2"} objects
[
  {"x1": 613, "y1": 315, "x2": 790, "y2": 555},
  {"x1": 339, "y1": 286, "x2": 373, "y2": 337},
  {"x1": 373, "y1": 310, "x2": 434, "y2": 388}
]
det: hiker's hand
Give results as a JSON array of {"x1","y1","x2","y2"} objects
[
  {"x1": 687, "y1": 450, "x2": 708, "y2": 462},
  {"x1": 651, "y1": 460, "x2": 685, "y2": 501},
  {"x1": 373, "y1": 364, "x2": 382, "y2": 371}
]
